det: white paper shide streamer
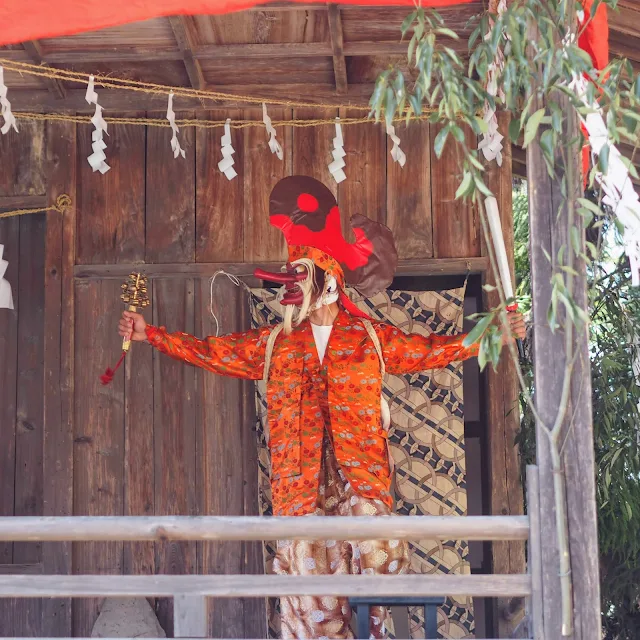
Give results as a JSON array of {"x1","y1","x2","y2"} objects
[
  {"x1": 0, "y1": 67, "x2": 18, "y2": 135},
  {"x1": 0, "y1": 244, "x2": 14, "y2": 310},
  {"x1": 262, "y1": 103, "x2": 283, "y2": 160},
  {"x1": 166, "y1": 92, "x2": 186, "y2": 159},
  {"x1": 571, "y1": 75, "x2": 640, "y2": 286},
  {"x1": 85, "y1": 75, "x2": 110, "y2": 174},
  {"x1": 386, "y1": 122, "x2": 406, "y2": 167},
  {"x1": 218, "y1": 118, "x2": 237, "y2": 180},
  {"x1": 485, "y1": 196, "x2": 515, "y2": 302},
  {"x1": 328, "y1": 118, "x2": 346, "y2": 184},
  {"x1": 478, "y1": 0, "x2": 507, "y2": 166}
]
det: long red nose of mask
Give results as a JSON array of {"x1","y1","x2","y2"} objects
[{"x1": 254, "y1": 263, "x2": 307, "y2": 305}]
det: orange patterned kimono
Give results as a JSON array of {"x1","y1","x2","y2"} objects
[
  {"x1": 146, "y1": 309, "x2": 478, "y2": 517},
  {"x1": 146, "y1": 307, "x2": 478, "y2": 638}
]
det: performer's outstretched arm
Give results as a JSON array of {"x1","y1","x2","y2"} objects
[
  {"x1": 374, "y1": 313, "x2": 525, "y2": 375},
  {"x1": 118, "y1": 311, "x2": 270, "y2": 380}
]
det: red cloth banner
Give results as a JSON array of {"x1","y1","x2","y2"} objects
[
  {"x1": 0, "y1": 0, "x2": 608, "y2": 70},
  {"x1": 0, "y1": 0, "x2": 472, "y2": 46},
  {"x1": 578, "y1": 0, "x2": 609, "y2": 183},
  {"x1": 579, "y1": 0, "x2": 609, "y2": 71}
]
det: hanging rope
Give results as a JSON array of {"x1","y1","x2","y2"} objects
[
  {"x1": 0, "y1": 57, "x2": 373, "y2": 112},
  {"x1": 11, "y1": 110, "x2": 434, "y2": 130},
  {"x1": 209, "y1": 270, "x2": 253, "y2": 336},
  {"x1": 0, "y1": 194, "x2": 72, "y2": 219}
]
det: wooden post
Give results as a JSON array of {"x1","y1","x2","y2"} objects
[
  {"x1": 526, "y1": 59, "x2": 601, "y2": 639},
  {"x1": 526, "y1": 466, "x2": 543, "y2": 640},
  {"x1": 483, "y1": 111, "x2": 526, "y2": 637},
  {"x1": 173, "y1": 595, "x2": 207, "y2": 638},
  {"x1": 43, "y1": 119, "x2": 76, "y2": 635}
]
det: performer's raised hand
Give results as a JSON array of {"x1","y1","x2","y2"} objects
[
  {"x1": 503, "y1": 311, "x2": 526, "y2": 344},
  {"x1": 118, "y1": 310, "x2": 148, "y2": 342}
]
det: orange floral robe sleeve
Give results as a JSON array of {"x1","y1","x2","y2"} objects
[
  {"x1": 375, "y1": 323, "x2": 479, "y2": 375},
  {"x1": 145, "y1": 324, "x2": 271, "y2": 380}
]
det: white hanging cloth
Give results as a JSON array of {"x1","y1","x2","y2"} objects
[
  {"x1": 166, "y1": 92, "x2": 186, "y2": 159},
  {"x1": 262, "y1": 103, "x2": 284, "y2": 160},
  {"x1": 85, "y1": 75, "x2": 110, "y2": 174},
  {"x1": 571, "y1": 75, "x2": 640, "y2": 286},
  {"x1": 328, "y1": 118, "x2": 346, "y2": 184},
  {"x1": 218, "y1": 118, "x2": 237, "y2": 180},
  {"x1": 478, "y1": 0, "x2": 507, "y2": 166},
  {"x1": 386, "y1": 122, "x2": 406, "y2": 167},
  {"x1": 0, "y1": 66, "x2": 18, "y2": 135},
  {"x1": 0, "y1": 244, "x2": 14, "y2": 310}
]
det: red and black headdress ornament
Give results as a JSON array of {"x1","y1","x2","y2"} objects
[{"x1": 256, "y1": 175, "x2": 398, "y2": 317}]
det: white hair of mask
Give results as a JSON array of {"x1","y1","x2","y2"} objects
[
  {"x1": 281, "y1": 258, "x2": 316, "y2": 335},
  {"x1": 311, "y1": 272, "x2": 339, "y2": 311},
  {"x1": 281, "y1": 258, "x2": 339, "y2": 335}
]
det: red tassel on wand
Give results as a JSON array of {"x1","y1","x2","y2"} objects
[
  {"x1": 100, "y1": 350, "x2": 127, "y2": 386},
  {"x1": 100, "y1": 272, "x2": 150, "y2": 386}
]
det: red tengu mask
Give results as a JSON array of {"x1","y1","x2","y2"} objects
[{"x1": 254, "y1": 175, "x2": 398, "y2": 317}]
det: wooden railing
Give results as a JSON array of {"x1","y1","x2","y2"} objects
[{"x1": 0, "y1": 466, "x2": 543, "y2": 640}]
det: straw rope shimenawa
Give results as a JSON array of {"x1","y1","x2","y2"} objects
[
  {"x1": 0, "y1": 194, "x2": 72, "y2": 219},
  {"x1": 0, "y1": 60, "x2": 434, "y2": 220},
  {"x1": 12, "y1": 111, "x2": 434, "y2": 129},
  {"x1": 0, "y1": 58, "x2": 441, "y2": 128},
  {"x1": 0, "y1": 57, "x2": 374, "y2": 111}
]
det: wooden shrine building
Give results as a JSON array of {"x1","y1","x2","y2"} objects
[{"x1": 0, "y1": 2, "x2": 639, "y2": 639}]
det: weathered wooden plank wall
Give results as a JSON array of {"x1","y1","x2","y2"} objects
[
  {"x1": 73, "y1": 279, "x2": 126, "y2": 635},
  {"x1": 0, "y1": 112, "x2": 520, "y2": 638},
  {"x1": 0, "y1": 121, "x2": 47, "y2": 636},
  {"x1": 43, "y1": 119, "x2": 77, "y2": 636}
]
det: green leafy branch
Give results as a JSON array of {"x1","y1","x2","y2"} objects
[{"x1": 369, "y1": 0, "x2": 640, "y2": 635}]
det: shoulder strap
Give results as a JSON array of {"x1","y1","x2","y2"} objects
[
  {"x1": 263, "y1": 323, "x2": 284, "y2": 385},
  {"x1": 362, "y1": 319, "x2": 385, "y2": 378},
  {"x1": 264, "y1": 321, "x2": 385, "y2": 382}
]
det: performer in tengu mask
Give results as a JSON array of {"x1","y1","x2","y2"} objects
[{"x1": 119, "y1": 175, "x2": 525, "y2": 639}]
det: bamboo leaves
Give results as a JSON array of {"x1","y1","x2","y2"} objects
[
  {"x1": 463, "y1": 313, "x2": 493, "y2": 347},
  {"x1": 523, "y1": 108, "x2": 546, "y2": 148}
]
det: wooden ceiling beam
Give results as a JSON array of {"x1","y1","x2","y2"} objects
[
  {"x1": 21, "y1": 40, "x2": 66, "y2": 99},
  {"x1": 40, "y1": 48, "x2": 184, "y2": 64},
  {"x1": 194, "y1": 40, "x2": 410, "y2": 58},
  {"x1": 8, "y1": 84, "x2": 375, "y2": 111},
  {"x1": 34, "y1": 40, "x2": 411, "y2": 65},
  {"x1": 609, "y1": 1, "x2": 640, "y2": 39},
  {"x1": 327, "y1": 4, "x2": 348, "y2": 94},
  {"x1": 0, "y1": 50, "x2": 30, "y2": 61},
  {"x1": 194, "y1": 42, "x2": 331, "y2": 58},
  {"x1": 169, "y1": 16, "x2": 206, "y2": 90}
]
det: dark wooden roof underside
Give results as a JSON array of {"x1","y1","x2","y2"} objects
[{"x1": 2, "y1": 0, "x2": 639, "y2": 183}]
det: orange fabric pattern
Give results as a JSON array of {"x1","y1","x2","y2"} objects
[
  {"x1": 288, "y1": 245, "x2": 346, "y2": 288},
  {"x1": 146, "y1": 309, "x2": 478, "y2": 516}
]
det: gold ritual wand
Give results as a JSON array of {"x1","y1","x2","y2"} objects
[
  {"x1": 100, "y1": 272, "x2": 150, "y2": 385},
  {"x1": 120, "y1": 272, "x2": 150, "y2": 351}
]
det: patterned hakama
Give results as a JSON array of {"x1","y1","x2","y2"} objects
[{"x1": 274, "y1": 433, "x2": 409, "y2": 639}]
